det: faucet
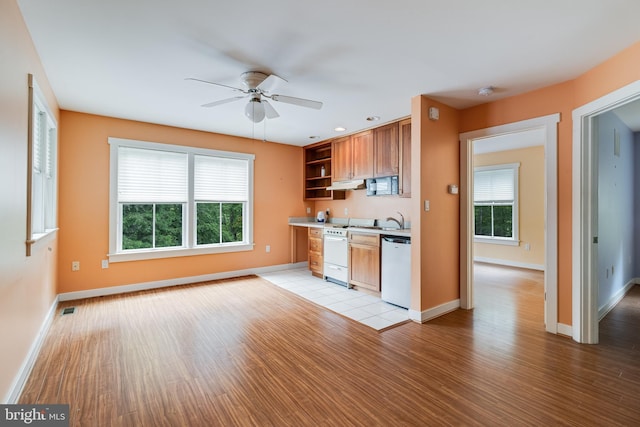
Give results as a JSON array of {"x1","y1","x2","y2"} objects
[{"x1": 386, "y1": 212, "x2": 405, "y2": 229}]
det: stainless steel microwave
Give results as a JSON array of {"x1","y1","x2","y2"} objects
[{"x1": 366, "y1": 176, "x2": 398, "y2": 196}]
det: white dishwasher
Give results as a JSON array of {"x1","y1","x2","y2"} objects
[{"x1": 381, "y1": 236, "x2": 411, "y2": 309}]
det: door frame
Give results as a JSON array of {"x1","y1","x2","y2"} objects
[
  {"x1": 571, "y1": 80, "x2": 640, "y2": 344},
  {"x1": 460, "y1": 113, "x2": 559, "y2": 333}
]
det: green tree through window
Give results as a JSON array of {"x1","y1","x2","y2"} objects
[
  {"x1": 122, "y1": 204, "x2": 183, "y2": 250},
  {"x1": 197, "y1": 202, "x2": 243, "y2": 245}
]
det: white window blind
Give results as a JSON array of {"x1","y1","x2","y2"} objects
[
  {"x1": 474, "y1": 168, "x2": 514, "y2": 202},
  {"x1": 194, "y1": 155, "x2": 248, "y2": 202},
  {"x1": 33, "y1": 110, "x2": 44, "y2": 174},
  {"x1": 45, "y1": 126, "x2": 55, "y2": 178},
  {"x1": 117, "y1": 147, "x2": 188, "y2": 203}
]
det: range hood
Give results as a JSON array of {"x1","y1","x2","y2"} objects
[{"x1": 326, "y1": 179, "x2": 366, "y2": 191}]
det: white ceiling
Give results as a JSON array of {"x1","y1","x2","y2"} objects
[
  {"x1": 473, "y1": 128, "x2": 545, "y2": 154},
  {"x1": 17, "y1": 0, "x2": 640, "y2": 146},
  {"x1": 613, "y1": 99, "x2": 640, "y2": 132}
]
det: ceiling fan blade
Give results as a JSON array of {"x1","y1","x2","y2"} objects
[
  {"x1": 201, "y1": 96, "x2": 246, "y2": 108},
  {"x1": 257, "y1": 74, "x2": 287, "y2": 93},
  {"x1": 262, "y1": 100, "x2": 280, "y2": 119},
  {"x1": 270, "y1": 94, "x2": 323, "y2": 110},
  {"x1": 186, "y1": 77, "x2": 245, "y2": 92}
]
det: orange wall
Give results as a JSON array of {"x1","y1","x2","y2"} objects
[
  {"x1": 315, "y1": 190, "x2": 411, "y2": 223},
  {"x1": 459, "y1": 40, "x2": 640, "y2": 325},
  {"x1": 58, "y1": 111, "x2": 307, "y2": 293},
  {"x1": 0, "y1": 0, "x2": 60, "y2": 402},
  {"x1": 412, "y1": 96, "x2": 461, "y2": 311}
]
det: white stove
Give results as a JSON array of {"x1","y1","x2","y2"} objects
[
  {"x1": 323, "y1": 225, "x2": 348, "y2": 237},
  {"x1": 322, "y1": 219, "x2": 375, "y2": 287}
]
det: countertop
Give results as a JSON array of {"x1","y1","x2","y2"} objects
[{"x1": 289, "y1": 218, "x2": 411, "y2": 238}]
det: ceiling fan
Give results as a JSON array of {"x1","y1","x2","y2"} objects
[{"x1": 187, "y1": 71, "x2": 323, "y2": 123}]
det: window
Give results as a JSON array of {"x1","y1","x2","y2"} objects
[
  {"x1": 109, "y1": 138, "x2": 254, "y2": 262},
  {"x1": 474, "y1": 163, "x2": 519, "y2": 245},
  {"x1": 27, "y1": 74, "x2": 58, "y2": 255}
]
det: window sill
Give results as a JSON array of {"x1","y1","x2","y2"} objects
[
  {"x1": 26, "y1": 228, "x2": 59, "y2": 255},
  {"x1": 108, "y1": 243, "x2": 255, "y2": 263},
  {"x1": 474, "y1": 237, "x2": 519, "y2": 246}
]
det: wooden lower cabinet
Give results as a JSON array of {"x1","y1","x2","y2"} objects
[
  {"x1": 348, "y1": 232, "x2": 380, "y2": 291},
  {"x1": 308, "y1": 227, "x2": 323, "y2": 278}
]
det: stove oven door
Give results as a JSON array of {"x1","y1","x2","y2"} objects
[{"x1": 323, "y1": 235, "x2": 348, "y2": 266}]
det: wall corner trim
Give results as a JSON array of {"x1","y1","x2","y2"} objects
[
  {"x1": 409, "y1": 299, "x2": 460, "y2": 323},
  {"x1": 4, "y1": 296, "x2": 59, "y2": 404},
  {"x1": 597, "y1": 278, "x2": 639, "y2": 321},
  {"x1": 58, "y1": 262, "x2": 308, "y2": 302},
  {"x1": 473, "y1": 257, "x2": 544, "y2": 271},
  {"x1": 557, "y1": 323, "x2": 573, "y2": 337}
]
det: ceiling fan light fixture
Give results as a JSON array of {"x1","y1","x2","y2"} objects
[
  {"x1": 478, "y1": 86, "x2": 495, "y2": 96},
  {"x1": 245, "y1": 98, "x2": 265, "y2": 123}
]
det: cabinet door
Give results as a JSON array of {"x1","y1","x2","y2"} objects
[
  {"x1": 351, "y1": 130, "x2": 374, "y2": 180},
  {"x1": 349, "y1": 243, "x2": 380, "y2": 291},
  {"x1": 399, "y1": 119, "x2": 411, "y2": 197},
  {"x1": 308, "y1": 228, "x2": 324, "y2": 277},
  {"x1": 332, "y1": 136, "x2": 352, "y2": 181},
  {"x1": 373, "y1": 123, "x2": 399, "y2": 177}
]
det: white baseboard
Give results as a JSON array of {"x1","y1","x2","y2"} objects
[
  {"x1": 4, "y1": 296, "x2": 59, "y2": 404},
  {"x1": 557, "y1": 323, "x2": 573, "y2": 337},
  {"x1": 474, "y1": 257, "x2": 544, "y2": 271},
  {"x1": 598, "y1": 278, "x2": 639, "y2": 321},
  {"x1": 409, "y1": 299, "x2": 460, "y2": 323},
  {"x1": 58, "y1": 262, "x2": 308, "y2": 302}
]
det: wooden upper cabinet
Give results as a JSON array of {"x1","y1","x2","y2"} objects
[
  {"x1": 332, "y1": 136, "x2": 352, "y2": 182},
  {"x1": 373, "y1": 122, "x2": 399, "y2": 177},
  {"x1": 399, "y1": 119, "x2": 411, "y2": 197},
  {"x1": 351, "y1": 130, "x2": 373, "y2": 180}
]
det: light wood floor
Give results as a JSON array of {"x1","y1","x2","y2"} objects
[{"x1": 19, "y1": 265, "x2": 640, "y2": 426}]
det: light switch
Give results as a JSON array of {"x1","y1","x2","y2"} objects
[{"x1": 424, "y1": 200, "x2": 430, "y2": 211}]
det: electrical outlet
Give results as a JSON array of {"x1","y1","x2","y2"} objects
[
  {"x1": 101, "y1": 260, "x2": 109, "y2": 269},
  {"x1": 306, "y1": 207, "x2": 311, "y2": 214},
  {"x1": 344, "y1": 207, "x2": 348, "y2": 216},
  {"x1": 72, "y1": 261, "x2": 80, "y2": 271},
  {"x1": 524, "y1": 243, "x2": 530, "y2": 251},
  {"x1": 266, "y1": 245, "x2": 271, "y2": 253}
]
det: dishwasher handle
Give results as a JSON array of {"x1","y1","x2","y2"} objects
[{"x1": 382, "y1": 236, "x2": 411, "y2": 244}]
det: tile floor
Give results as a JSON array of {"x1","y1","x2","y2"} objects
[{"x1": 259, "y1": 267, "x2": 409, "y2": 331}]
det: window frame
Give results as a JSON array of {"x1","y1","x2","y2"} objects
[
  {"x1": 108, "y1": 138, "x2": 255, "y2": 262},
  {"x1": 473, "y1": 163, "x2": 519, "y2": 246},
  {"x1": 26, "y1": 74, "x2": 58, "y2": 256}
]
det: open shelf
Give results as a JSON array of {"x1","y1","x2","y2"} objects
[{"x1": 304, "y1": 141, "x2": 344, "y2": 201}]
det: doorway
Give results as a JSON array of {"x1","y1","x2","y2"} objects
[
  {"x1": 460, "y1": 114, "x2": 560, "y2": 334},
  {"x1": 572, "y1": 80, "x2": 640, "y2": 344}
]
